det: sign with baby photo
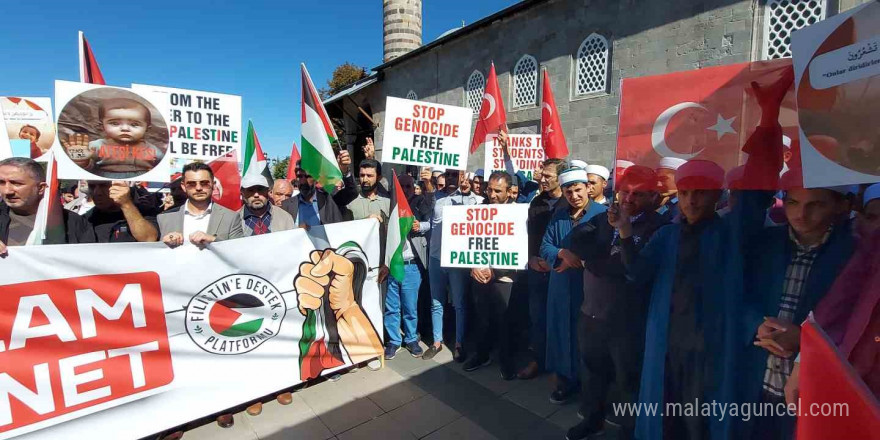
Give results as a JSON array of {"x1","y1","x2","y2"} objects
[
  {"x1": 54, "y1": 81, "x2": 171, "y2": 182},
  {"x1": 131, "y1": 84, "x2": 242, "y2": 162},
  {"x1": 0, "y1": 97, "x2": 56, "y2": 161}
]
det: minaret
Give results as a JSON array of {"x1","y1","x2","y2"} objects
[{"x1": 383, "y1": 0, "x2": 422, "y2": 62}]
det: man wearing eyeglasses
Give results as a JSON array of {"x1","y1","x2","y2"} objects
[
  {"x1": 158, "y1": 161, "x2": 243, "y2": 248},
  {"x1": 517, "y1": 157, "x2": 569, "y2": 380}
]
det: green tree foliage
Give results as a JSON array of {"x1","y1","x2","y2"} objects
[{"x1": 270, "y1": 157, "x2": 291, "y2": 180}]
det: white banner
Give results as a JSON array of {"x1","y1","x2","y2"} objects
[
  {"x1": 793, "y1": 1, "x2": 880, "y2": 186},
  {"x1": 54, "y1": 80, "x2": 171, "y2": 182},
  {"x1": 0, "y1": 220, "x2": 383, "y2": 440},
  {"x1": 381, "y1": 97, "x2": 472, "y2": 170},
  {"x1": 483, "y1": 133, "x2": 545, "y2": 181},
  {"x1": 440, "y1": 204, "x2": 529, "y2": 270},
  {"x1": 131, "y1": 84, "x2": 242, "y2": 163}
]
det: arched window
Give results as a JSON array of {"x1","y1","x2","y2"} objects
[
  {"x1": 406, "y1": 90, "x2": 418, "y2": 100},
  {"x1": 763, "y1": 0, "x2": 827, "y2": 59},
  {"x1": 465, "y1": 70, "x2": 486, "y2": 115},
  {"x1": 512, "y1": 55, "x2": 539, "y2": 108},
  {"x1": 574, "y1": 33, "x2": 610, "y2": 97}
]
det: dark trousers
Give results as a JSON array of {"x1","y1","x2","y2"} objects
[
  {"x1": 528, "y1": 269, "x2": 550, "y2": 368},
  {"x1": 662, "y1": 344, "x2": 709, "y2": 440},
  {"x1": 472, "y1": 279, "x2": 514, "y2": 369},
  {"x1": 751, "y1": 391, "x2": 796, "y2": 440},
  {"x1": 578, "y1": 313, "x2": 643, "y2": 436}
]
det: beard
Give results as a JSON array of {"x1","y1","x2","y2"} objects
[
  {"x1": 299, "y1": 182, "x2": 314, "y2": 200},
  {"x1": 360, "y1": 182, "x2": 377, "y2": 194}
]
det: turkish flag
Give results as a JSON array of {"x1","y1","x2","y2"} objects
[
  {"x1": 208, "y1": 150, "x2": 243, "y2": 211},
  {"x1": 470, "y1": 63, "x2": 507, "y2": 154},
  {"x1": 541, "y1": 70, "x2": 568, "y2": 158},
  {"x1": 287, "y1": 141, "x2": 301, "y2": 182},
  {"x1": 796, "y1": 317, "x2": 880, "y2": 440},
  {"x1": 616, "y1": 59, "x2": 799, "y2": 188}
]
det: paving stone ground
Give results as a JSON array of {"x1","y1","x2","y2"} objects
[{"x1": 176, "y1": 342, "x2": 583, "y2": 440}]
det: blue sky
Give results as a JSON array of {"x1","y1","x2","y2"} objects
[{"x1": 0, "y1": 0, "x2": 518, "y2": 159}]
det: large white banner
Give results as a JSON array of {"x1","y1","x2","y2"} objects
[
  {"x1": 131, "y1": 84, "x2": 242, "y2": 162},
  {"x1": 381, "y1": 97, "x2": 472, "y2": 170},
  {"x1": 793, "y1": 1, "x2": 880, "y2": 186},
  {"x1": 0, "y1": 220, "x2": 383, "y2": 440},
  {"x1": 440, "y1": 204, "x2": 529, "y2": 270}
]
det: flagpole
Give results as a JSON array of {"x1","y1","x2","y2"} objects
[{"x1": 78, "y1": 31, "x2": 85, "y2": 82}]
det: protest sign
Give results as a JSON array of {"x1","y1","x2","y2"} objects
[
  {"x1": 132, "y1": 84, "x2": 242, "y2": 162},
  {"x1": 381, "y1": 97, "x2": 472, "y2": 170},
  {"x1": 440, "y1": 204, "x2": 528, "y2": 270},
  {"x1": 793, "y1": 1, "x2": 880, "y2": 187},
  {"x1": 616, "y1": 59, "x2": 798, "y2": 188},
  {"x1": 54, "y1": 80, "x2": 171, "y2": 182},
  {"x1": 483, "y1": 133, "x2": 545, "y2": 180},
  {"x1": 0, "y1": 220, "x2": 383, "y2": 440},
  {"x1": 0, "y1": 97, "x2": 56, "y2": 161}
]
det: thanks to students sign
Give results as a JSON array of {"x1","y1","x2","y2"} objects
[
  {"x1": 381, "y1": 97, "x2": 472, "y2": 170},
  {"x1": 440, "y1": 204, "x2": 529, "y2": 270}
]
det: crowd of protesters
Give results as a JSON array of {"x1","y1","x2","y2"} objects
[{"x1": 1, "y1": 76, "x2": 879, "y2": 440}]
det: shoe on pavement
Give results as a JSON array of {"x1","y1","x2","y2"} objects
[
  {"x1": 385, "y1": 344, "x2": 401, "y2": 360},
  {"x1": 367, "y1": 359, "x2": 382, "y2": 370},
  {"x1": 246, "y1": 402, "x2": 262, "y2": 416},
  {"x1": 453, "y1": 346, "x2": 467, "y2": 363},
  {"x1": 565, "y1": 419, "x2": 604, "y2": 440},
  {"x1": 462, "y1": 355, "x2": 491, "y2": 372},
  {"x1": 549, "y1": 387, "x2": 578, "y2": 405},
  {"x1": 328, "y1": 373, "x2": 342, "y2": 382},
  {"x1": 517, "y1": 360, "x2": 540, "y2": 380},
  {"x1": 276, "y1": 392, "x2": 293, "y2": 405},
  {"x1": 216, "y1": 414, "x2": 234, "y2": 428},
  {"x1": 500, "y1": 366, "x2": 517, "y2": 381},
  {"x1": 405, "y1": 341, "x2": 424, "y2": 357},
  {"x1": 422, "y1": 344, "x2": 442, "y2": 360}
]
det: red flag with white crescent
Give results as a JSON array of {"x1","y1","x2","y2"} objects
[
  {"x1": 795, "y1": 317, "x2": 880, "y2": 440},
  {"x1": 541, "y1": 70, "x2": 568, "y2": 158},
  {"x1": 208, "y1": 150, "x2": 242, "y2": 211},
  {"x1": 615, "y1": 59, "x2": 798, "y2": 188},
  {"x1": 469, "y1": 63, "x2": 507, "y2": 154},
  {"x1": 78, "y1": 31, "x2": 105, "y2": 85}
]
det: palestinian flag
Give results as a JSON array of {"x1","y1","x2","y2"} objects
[
  {"x1": 241, "y1": 120, "x2": 274, "y2": 189},
  {"x1": 209, "y1": 294, "x2": 266, "y2": 337},
  {"x1": 78, "y1": 31, "x2": 105, "y2": 85},
  {"x1": 300, "y1": 64, "x2": 342, "y2": 188},
  {"x1": 385, "y1": 172, "x2": 414, "y2": 283},
  {"x1": 299, "y1": 242, "x2": 370, "y2": 381},
  {"x1": 27, "y1": 151, "x2": 65, "y2": 245}
]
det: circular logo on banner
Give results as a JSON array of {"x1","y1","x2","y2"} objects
[{"x1": 185, "y1": 274, "x2": 286, "y2": 355}]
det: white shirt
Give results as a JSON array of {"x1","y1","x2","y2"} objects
[
  {"x1": 183, "y1": 201, "x2": 213, "y2": 239},
  {"x1": 76, "y1": 200, "x2": 94, "y2": 216}
]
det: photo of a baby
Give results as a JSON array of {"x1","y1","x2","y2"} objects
[
  {"x1": 57, "y1": 87, "x2": 168, "y2": 179},
  {"x1": 1, "y1": 97, "x2": 56, "y2": 160}
]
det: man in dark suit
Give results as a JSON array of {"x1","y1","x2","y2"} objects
[
  {"x1": 158, "y1": 162, "x2": 242, "y2": 248},
  {"x1": 281, "y1": 158, "x2": 355, "y2": 227}
]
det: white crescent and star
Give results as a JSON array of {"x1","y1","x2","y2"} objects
[
  {"x1": 481, "y1": 93, "x2": 496, "y2": 121},
  {"x1": 542, "y1": 103, "x2": 554, "y2": 135},
  {"x1": 651, "y1": 102, "x2": 737, "y2": 160}
]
